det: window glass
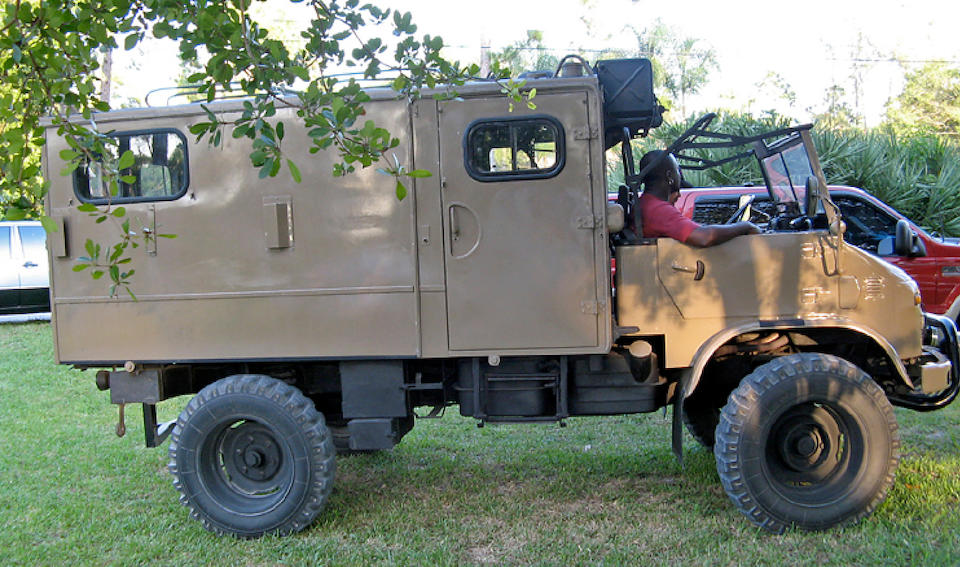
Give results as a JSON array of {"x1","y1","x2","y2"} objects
[
  {"x1": 0, "y1": 227, "x2": 10, "y2": 260},
  {"x1": 18, "y1": 226, "x2": 46, "y2": 258},
  {"x1": 466, "y1": 118, "x2": 563, "y2": 180},
  {"x1": 833, "y1": 195, "x2": 898, "y2": 253},
  {"x1": 75, "y1": 130, "x2": 188, "y2": 203}
]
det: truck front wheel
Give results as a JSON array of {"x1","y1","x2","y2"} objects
[
  {"x1": 714, "y1": 353, "x2": 899, "y2": 533},
  {"x1": 168, "y1": 374, "x2": 336, "y2": 537}
]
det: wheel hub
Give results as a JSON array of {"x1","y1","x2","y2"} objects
[
  {"x1": 220, "y1": 422, "x2": 284, "y2": 493},
  {"x1": 768, "y1": 403, "x2": 846, "y2": 484},
  {"x1": 780, "y1": 423, "x2": 827, "y2": 471}
]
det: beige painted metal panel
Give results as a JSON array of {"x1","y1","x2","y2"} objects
[
  {"x1": 56, "y1": 292, "x2": 417, "y2": 361},
  {"x1": 410, "y1": 99, "x2": 449, "y2": 358},
  {"x1": 47, "y1": 101, "x2": 421, "y2": 363},
  {"x1": 617, "y1": 233, "x2": 924, "y2": 368},
  {"x1": 438, "y1": 91, "x2": 603, "y2": 351}
]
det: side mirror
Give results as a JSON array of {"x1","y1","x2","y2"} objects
[
  {"x1": 877, "y1": 236, "x2": 895, "y2": 256},
  {"x1": 894, "y1": 219, "x2": 927, "y2": 257}
]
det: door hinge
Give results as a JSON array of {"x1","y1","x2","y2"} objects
[
  {"x1": 576, "y1": 215, "x2": 600, "y2": 229},
  {"x1": 573, "y1": 126, "x2": 600, "y2": 140},
  {"x1": 580, "y1": 300, "x2": 605, "y2": 315}
]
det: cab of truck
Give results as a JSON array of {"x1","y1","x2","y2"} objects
[{"x1": 675, "y1": 185, "x2": 960, "y2": 321}]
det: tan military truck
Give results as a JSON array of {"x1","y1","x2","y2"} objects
[{"x1": 43, "y1": 58, "x2": 959, "y2": 536}]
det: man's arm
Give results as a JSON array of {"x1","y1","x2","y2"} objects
[{"x1": 685, "y1": 221, "x2": 761, "y2": 247}]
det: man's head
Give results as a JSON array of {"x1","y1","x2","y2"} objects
[{"x1": 639, "y1": 150, "x2": 682, "y2": 204}]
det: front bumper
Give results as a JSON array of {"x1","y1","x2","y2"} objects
[{"x1": 890, "y1": 313, "x2": 960, "y2": 411}]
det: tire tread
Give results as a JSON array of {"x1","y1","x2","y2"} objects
[{"x1": 168, "y1": 374, "x2": 336, "y2": 537}]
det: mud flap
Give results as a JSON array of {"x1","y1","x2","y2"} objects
[
  {"x1": 672, "y1": 369, "x2": 692, "y2": 466},
  {"x1": 672, "y1": 390, "x2": 684, "y2": 466}
]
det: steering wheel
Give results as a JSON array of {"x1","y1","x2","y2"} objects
[{"x1": 725, "y1": 194, "x2": 756, "y2": 224}]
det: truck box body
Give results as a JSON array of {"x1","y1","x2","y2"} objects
[{"x1": 44, "y1": 79, "x2": 611, "y2": 364}]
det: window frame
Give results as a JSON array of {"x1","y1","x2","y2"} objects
[
  {"x1": 462, "y1": 115, "x2": 566, "y2": 182},
  {"x1": 73, "y1": 127, "x2": 190, "y2": 205}
]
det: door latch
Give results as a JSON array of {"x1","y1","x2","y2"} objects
[{"x1": 671, "y1": 259, "x2": 705, "y2": 281}]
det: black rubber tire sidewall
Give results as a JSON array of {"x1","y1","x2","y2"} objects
[
  {"x1": 169, "y1": 375, "x2": 335, "y2": 537},
  {"x1": 715, "y1": 354, "x2": 899, "y2": 532}
]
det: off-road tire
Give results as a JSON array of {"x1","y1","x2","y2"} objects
[
  {"x1": 714, "y1": 353, "x2": 900, "y2": 533},
  {"x1": 168, "y1": 374, "x2": 336, "y2": 537}
]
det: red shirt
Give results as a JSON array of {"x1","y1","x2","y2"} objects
[{"x1": 638, "y1": 192, "x2": 700, "y2": 243}]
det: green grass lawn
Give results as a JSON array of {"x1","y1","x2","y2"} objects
[{"x1": 2, "y1": 321, "x2": 959, "y2": 566}]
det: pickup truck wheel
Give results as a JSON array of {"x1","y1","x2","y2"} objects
[
  {"x1": 168, "y1": 374, "x2": 336, "y2": 537},
  {"x1": 714, "y1": 353, "x2": 899, "y2": 533}
]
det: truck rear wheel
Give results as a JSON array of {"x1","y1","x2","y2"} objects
[
  {"x1": 714, "y1": 353, "x2": 899, "y2": 533},
  {"x1": 168, "y1": 374, "x2": 336, "y2": 537}
]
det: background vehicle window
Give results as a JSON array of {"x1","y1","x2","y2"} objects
[
  {"x1": 833, "y1": 196, "x2": 897, "y2": 253},
  {"x1": 466, "y1": 118, "x2": 563, "y2": 181},
  {"x1": 18, "y1": 226, "x2": 46, "y2": 258},
  {"x1": 0, "y1": 227, "x2": 10, "y2": 260},
  {"x1": 75, "y1": 130, "x2": 188, "y2": 203}
]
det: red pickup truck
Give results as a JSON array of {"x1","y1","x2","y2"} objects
[{"x1": 672, "y1": 186, "x2": 960, "y2": 321}]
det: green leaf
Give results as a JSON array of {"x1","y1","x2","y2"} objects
[
  {"x1": 72, "y1": 264, "x2": 90, "y2": 272},
  {"x1": 4, "y1": 208, "x2": 27, "y2": 221},
  {"x1": 117, "y1": 150, "x2": 135, "y2": 170},
  {"x1": 287, "y1": 159, "x2": 302, "y2": 183},
  {"x1": 112, "y1": 207, "x2": 126, "y2": 217},
  {"x1": 92, "y1": 270, "x2": 105, "y2": 280},
  {"x1": 77, "y1": 203, "x2": 98, "y2": 213},
  {"x1": 60, "y1": 162, "x2": 81, "y2": 176},
  {"x1": 396, "y1": 179, "x2": 407, "y2": 201},
  {"x1": 59, "y1": 149, "x2": 80, "y2": 161},
  {"x1": 259, "y1": 158, "x2": 274, "y2": 179},
  {"x1": 40, "y1": 216, "x2": 59, "y2": 234},
  {"x1": 407, "y1": 169, "x2": 432, "y2": 178},
  {"x1": 124, "y1": 33, "x2": 139, "y2": 50}
]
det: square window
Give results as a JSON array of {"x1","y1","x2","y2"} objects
[
  {"x1": 74, "y1": 129, "x2": 189, "y2": 203},
  {"x1": 465, "y1": 117, "x2": 564, "y2": 181}
]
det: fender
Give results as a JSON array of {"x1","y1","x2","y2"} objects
[{"x1": 680, "y1": 317, "x2": 916, "y2": 399}]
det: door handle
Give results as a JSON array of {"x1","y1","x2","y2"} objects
[
  {"x1": 449, "y1": 206, "x2": 461, "y2": 242},
  {"x1": 671, "y1": 259, "x2": 705, "y2": 281}
]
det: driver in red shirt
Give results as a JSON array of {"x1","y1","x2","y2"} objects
[{"x1": 637, "y1": 150, "x2": 760, "y2": 247}]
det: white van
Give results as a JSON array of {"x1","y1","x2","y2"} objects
[{"x1": 0, "y1": 221, "x2": 50, "y2": 313}]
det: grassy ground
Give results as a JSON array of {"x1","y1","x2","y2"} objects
[{"x1": 1, "y1": 321, "x2": 959, "y2": 566}]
